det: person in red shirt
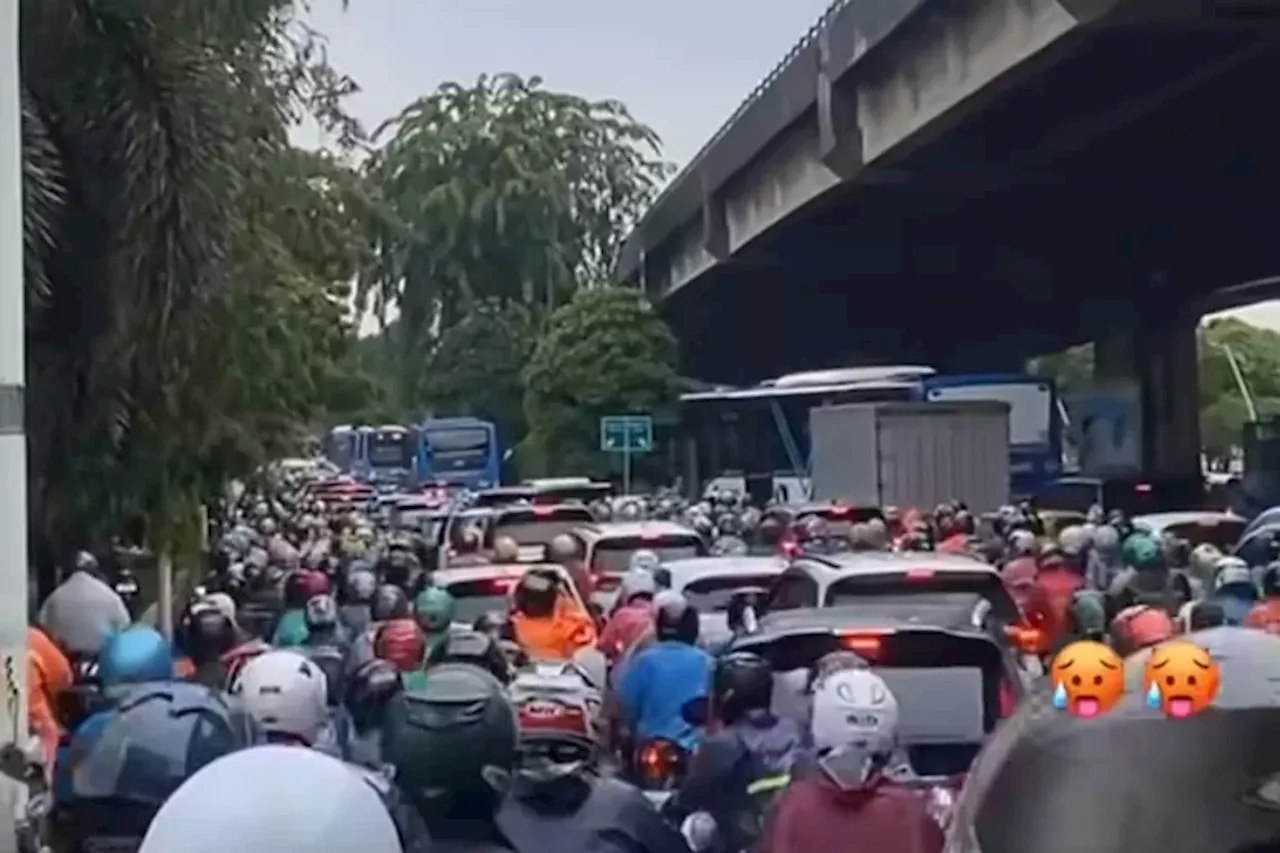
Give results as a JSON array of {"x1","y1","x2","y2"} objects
[
  {"x1": 1025, "y1": 549, "x2": 1085, "y2": 654},
  {"x1": 598, "y1": 569, "x2": 656, "y2": 665},
  {"x1": 764, "y1": 668, "x2": 943, "y2": 853}
]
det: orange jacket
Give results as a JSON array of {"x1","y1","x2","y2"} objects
[
  {"x1": 28, "y1": 626, "x2": 72, "y2": 764},
  {"x1": 1245, "y1": 598, "x2": 1280, "y2": 633},
  {"x1": 511, "y1": 597, "x2": 598, "y2": 660}
]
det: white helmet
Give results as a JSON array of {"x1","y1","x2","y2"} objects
[
  {"x1": 509, "y1": 660, "x2": 604, "y2": 778},
  {"x1": 628, "y1": 549, "x2": 661, "y2": 573},
  {"x1": 139, "y1": 745, "x2": 401, "y2": 853},
  {"x1": 230, "y1": 650, "x2": 327, "y2": 744},
  {"x1": 810, "y1": 668, "x2": 899, "y2": 755}
]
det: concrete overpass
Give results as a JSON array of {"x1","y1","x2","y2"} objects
[{"x1": 619, "y1": 0, "x2": 1280, "y2": 484}]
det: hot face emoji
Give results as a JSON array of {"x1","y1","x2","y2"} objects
[
  {"x1": 1050, "y1": 640, "x2": 1125, "y2": 718},
  {"x1": 1144, "y1": 641, "x2": 1220, "y2": 719}
]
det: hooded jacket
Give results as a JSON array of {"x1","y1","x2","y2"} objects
[{"x1": 763, "y1": 750, "x2": 943, "y2": 853}]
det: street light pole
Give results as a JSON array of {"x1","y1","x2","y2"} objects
[{"x1": 0, "y1": 0, "x2": 30, "y2": 777}]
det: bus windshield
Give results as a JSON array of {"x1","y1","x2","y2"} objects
[
  {"x1": 426, "y1": 426, "x2": 492, "y2": 473},
  {"x1": 369, "y1": 429, "x2": 413, "y2": 468},
  {"x1": 324, "y1": 430, "x2": 354, "y2": 471}
]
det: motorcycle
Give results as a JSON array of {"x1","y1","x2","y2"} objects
[{"x1": 631, "y1": 737, "x2": 688, "y2": 807}]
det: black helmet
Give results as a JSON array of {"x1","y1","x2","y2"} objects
[
  {"x1": 426, "y1": 630, "x2": 511, "y2": 685},
  {"x1": 472, "y1": 610, "x2": 512, "y2": 640},
  {"x1": 371, "y1": 584, "x2": 411, "y2": 622},
  {"x1": 712, "y1": 651, "x2": 773, "y2": 722},
  {"x1": 653, "y1": 590, "x2": 699, "y2": 644},
  {"x1": 344, "y1": 658, "x2": 403, "y2": 732},
  {"x1": 180, "y1": 605, "x2": 236, "y2": 665},
  {"x1": 512, "y1": 570, "x2": 558, "y2": 619},
  {"x1": 382, "y1": 665, "x2": 519, "y2": 821}
]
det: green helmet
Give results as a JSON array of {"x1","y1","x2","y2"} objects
[
  {"x1": 1069, "y1": 590, "x2": 1107, "y2": 637},
  {"x1": 381, "y1": 664, "x2": 518, "y2": 819},
  {"x1": 415, "y1": 587, "x2": 455, "y2": 633},
  {"x1": 1122, "y1": 533, "x2": 1163, "y2": 569}
]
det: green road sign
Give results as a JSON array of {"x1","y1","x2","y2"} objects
[{"x1": 600, "y1": 415, "x2": 653, "y2": 453}]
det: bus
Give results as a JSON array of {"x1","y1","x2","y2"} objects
[
  {"x1": 415, "y1": 417, "x2": 502, "y2": 490},
  {"x1": 322, "y1": 425, "x2": 357, "y2": 473},
  {"x1": 322, "y1": 424, "x2": 417, "y2": 485},
  {"x1": 678, "y1": 366, "x2": 1060, "y2": 503}
]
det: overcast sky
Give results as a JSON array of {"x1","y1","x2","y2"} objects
[{"x1": 300, "y1": 0, "x2": 1280, "y2": 332}]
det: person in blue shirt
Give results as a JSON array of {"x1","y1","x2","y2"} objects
[{"x1": 616, "y1": 590, "x2": 711, "y2": 753}]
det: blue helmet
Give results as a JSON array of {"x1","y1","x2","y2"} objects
[
  {"x1": 98, "y1": 626, "x2": 174, "y2": 689},
  {"x1": 52, "y1": 682, "x2": 259, "y2": 847}
]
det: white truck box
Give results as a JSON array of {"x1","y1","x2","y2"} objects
[{"x1": 810, "y1": 401, "x2": 1010, "y2": 513}]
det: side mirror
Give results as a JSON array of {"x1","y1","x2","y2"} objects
[
  {"x1": 680, "y1": 696, "x2": 709, "y2": 727},
  {"x1": 1004, "y1": 624, "x2": 1046, "y2": 654}
]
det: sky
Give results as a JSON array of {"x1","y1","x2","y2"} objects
[{"x1": 299, "y1": 0, "x2": 1280, "y2": 333}]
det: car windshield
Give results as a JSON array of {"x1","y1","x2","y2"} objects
[
  {"x1": 681, "y1": 574, "x2": 780, "y2": 611},
  {"x1": 590, "y1": 536, "x2": 705, "y2": 574},
  {"x1": 1160, "y1": 518, "x2": 1247, "y2": 551},
  {"x1": 824, "y1": 571, "x2": 1021, "y2": 623}
]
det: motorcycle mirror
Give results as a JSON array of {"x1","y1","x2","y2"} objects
[
  {"x1": 681, "y1": 812, "x2": 718, "y2": 852},
  {"x1": 680, "y1": 696, "x2": 708, "y2": 727}
]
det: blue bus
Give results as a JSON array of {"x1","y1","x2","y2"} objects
[
  {"x1": 414, "y1": 417, "x2": 502, "y2": 490},
  {"x1": 679, "y1": 366, "x2": 1060, "y2": 501},
  {"x1": 322, "y1": 424, "x2": 417, "y2": 487}
]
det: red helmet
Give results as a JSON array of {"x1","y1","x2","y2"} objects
[
  {"x1": 374, "y1": 618, "x2": 426, "y2": 672},
  {"x1": 297, "y1": 569, "x2": 330, "y2": 599}
]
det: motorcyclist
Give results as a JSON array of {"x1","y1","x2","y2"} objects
[
  {"x1": 763, "y1": 668, "x2": 941, "y2": 853},
  {"x1": 1025, "y1": 547, "x2": 1085, "y2": 652},
  {"x1": 28, "y1": 624, "x2": 73, "y2": 764},
  {"x1": 1058, "y1": 589, "x2": 1109, "y2": 649},
  {"x1": 599, "y1": 568, "x2": 657, "y2": 664},
  {"x1": 381, "y1": 665, "x2": 522, "y2": 853},
  {"x1": 664, "y1": 651, "x2": 804, "y2": 853},
  {"x1": 616, "y1": 590, "x2": 712, "y2": 756},
  {"x1": 338, "y1": 566, "x2": 378, "y2": 636},
  {"x1": 349, "y1": 582, "x2": 415, "y2": 670},
  {"x1": 492, "y1": 535, "x2": 521, "y2": 564},
  {"x1": 375, "y1": 616, "x2": 430, "y2": 690},
  {"x1": 1108, "y1": 533, "x2": 1185, "y2": 616},
  {"x1": 1109, "y1": 604, "x2": 1175, "y2": 656},
  {"x1": 179, "y1": 604, "x2": 243, "y2": 688},
  {"x1": 498, "y1": 661, "x2": 689, "y2": 853},
  {"x1": 1210, "y1": 556, "x2": 1259, "y2": 625},
  {"x1": 38, "y1": 550, "x2": 131, "y2": 662},
  {"x1": 416, "y1": 586, "x2": 457, "y2": 658},
  {"x1": 1244, "y1": 562, "x2": 1280, "y2": 631},
  {"x1": 509, "y1": 568, "x2": 597, "y2": 660},
  {"x1": 272, "y1": 569, "x2": 330, "y2": 646},
  {"x1": 548, "y1": 533, "x2": 593, "y2": 604},
  {"x1": 1086, "y1": 524, "x2": 1124, "y2": 590},
  {"x1": 137, "y1": 745, "x2": 403, "y2": 853},
  {"x1": 53, "y1": 681, "x2": 257, "y2": 853},
  {"x1": 344, "y1": 658, "x2": 404, "y2": 769},
  {"x1": 230, "y1": 648, "x2": 329, "y2": 746},
  {"x1": 427, "y1": 628, "x2": 514, "y2": 684}
]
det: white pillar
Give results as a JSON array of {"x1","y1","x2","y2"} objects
[{"x1": 0, "y1": 0, "x2": 30, "y2": 761}]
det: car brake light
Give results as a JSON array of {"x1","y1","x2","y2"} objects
[
  {"x1": 1134, "y1": 483, "x2": 1152, "y2": 493},
  {"x1": 839, "y1": 633, "x2": 883, "y2": 658},
  {"x1": 828, "y1": 505, "x2": 850, "y2": 517},
  {"x1": 780, "y1": 537, "x2": 800, "y2": 558},
  {"x1": 533, "y1": 505, "x2": 554, "y2": 516},
  {"x1": 482, "y1": 577, "x2": 519, "y2": 593},
  {"x1": 640, "y1": 531, "x2": 663, "y2": 541},
  {"x1": 906, "y1": 568, "x2": 935, "y2": 581}
]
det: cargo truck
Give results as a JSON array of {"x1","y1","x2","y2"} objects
[{"x1": 809, "y1": 401, "x2": 1011, "y2": 513}]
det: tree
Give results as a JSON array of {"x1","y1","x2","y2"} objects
[
  {"x1": 359, "y1": 73, "x2": 672, "y2": 409},
  {"x1": 21, "y1": 0, "x2": 377, "y2": 574},
  {"x1": 419, "y1": 299, "x2": 537, "y2": 445},
  {"x1": 522, "y1": 288, "x2": 677, "y2": 478}
]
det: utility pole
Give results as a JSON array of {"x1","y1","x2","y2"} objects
[{"x1": 0, "y1": 0, "x2": 30, "y2": 788}]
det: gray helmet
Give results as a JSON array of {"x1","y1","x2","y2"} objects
[{"x1": 617, "y1": 568, "x2": 657, "y2": 607}]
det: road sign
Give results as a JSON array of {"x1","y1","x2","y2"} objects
[
  {"x1": 600, "y1": 415, "x2": 653, "y2": 453},
  {"x1": 1065, "y1": 384, "x2": 1142, "y2": 476}
]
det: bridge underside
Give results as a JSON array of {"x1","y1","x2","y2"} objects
[{"x1": 665, "y1": 26, "x2": 1280, "y2": 384}]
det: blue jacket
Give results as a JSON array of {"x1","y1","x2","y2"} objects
[{"x1": 616, "y1": 640, "x2": 712, "y2": 750}]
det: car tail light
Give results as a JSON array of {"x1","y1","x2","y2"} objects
[
  {"x1": 906, "y1": 568, "x2": 936, "y2": 581},
  {"x1": 828, "y1": 504, "x2": 850, "y2": 517},
  {"x1": 481, "y1": 577, "x2": 519, "y2": 593},
  {"x1": 1134, "y1": 482, "x2": 1153, "y2": 493},
  {"x1": 640, "y1": 531, "x2": 662, "y2": 541},
  {"x1": 780, "y1": 537, "x2": 800, "y2": 558},
  {"x1": 839, "y1": 633, "x2": 883, "y2": 659},
  {"x1": 533, "y1": 505, "x2": 555, "y2": 516}
]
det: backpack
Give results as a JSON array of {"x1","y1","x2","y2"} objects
[{"x1": 724, "y1": 730, "x2": 795, "y2": 853}]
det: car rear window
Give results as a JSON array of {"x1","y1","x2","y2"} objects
[
  {"x1": 490, "y1": 507, "x2": 593, "y2": 547},
  {"x1": 824, "y1": 570, "x2": 1021, "y2": 624},
  {"x1": 444, "y1": 573, "x2": 572, "y2": 625},
  {"x1": 681, "y1": 574, "x2": 780, "y2": 611},
  {"x1": 751, "y1": 629, "x2": 1003, "y2": 777},
  {"x1": 1162, "y1": 519, "x2": 1247, "y2": 551},
  {"x1": 589, "y1": 535, "x2": 706, "y2": 574}
]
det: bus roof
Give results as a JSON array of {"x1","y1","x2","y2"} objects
[
  {"x1": 766, "y1": 365, "x2": 935, "y2": 389},
  {"x1": 681, "y1": 379, "x2": 923, "y2": 403}
]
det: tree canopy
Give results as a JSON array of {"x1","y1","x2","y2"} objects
[
  {"x1": 22, "y1": 0, "x2": 379, "y2": 568},
  {"x1": 358, "y1": 73, "x2": 672, "y2": 416},
  {"x1": 522, "y1": 287, "x2": 678, "y2": 479},
  {"x1": 1032, "y1": 316, "x2": 1280, "y2": 458}
]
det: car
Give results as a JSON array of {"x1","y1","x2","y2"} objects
[
  {"x1": 726, "y1": 604, "x2": 1024, "y2": 780},
  {"x1": 522, "y1": 477, "x2": 612, "y2": 505},
  {"x1": 575, "y1": 521, "x2": 708, "y2": 579},
  {"x1": 471, "y1": 486, "x2": 537, "y2": 509},
  {"x1": 388, "y1": 502, "x2": 449, "y2": 545},
  {"x1": 761, "y1": 551, "x2": 1044, "y2": 663},
  {"x1": 607, "y1": 555, "x2": 786, "y2": 644},
  {"x1": 430, "y1": 562, "x2": 589, "y2": 629},
  {"x1": 486, "y1": 503, "x2": 596, "y2": 561},
  {"x1": 1130, "y1": 510, "x2": 1246, "y2": 551}
]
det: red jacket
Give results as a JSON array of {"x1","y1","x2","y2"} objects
[
  {"x1": 1025, "y1": 567, "x2": 1084, "y2": 650},
  {"x1": 764, "y1": 768, "x2": 943, "y2": 853}
]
